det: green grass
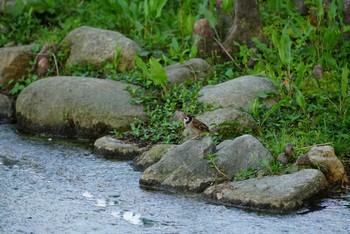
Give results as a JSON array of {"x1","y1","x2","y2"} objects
[{"x1": 1, "y1": 0, "x2": 349, "y2": 167}]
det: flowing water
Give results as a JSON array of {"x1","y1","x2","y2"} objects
[{"x1": 0, "y1": 124, "x2": 349, "y2": 234}]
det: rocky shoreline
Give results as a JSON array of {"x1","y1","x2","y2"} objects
[{"x1": 1, "y1": 26, "x2": 348, "y2": 213}]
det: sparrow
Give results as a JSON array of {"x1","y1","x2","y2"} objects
[{"x1": 183, "y1": 114, "x2": 210, "y2": 139}]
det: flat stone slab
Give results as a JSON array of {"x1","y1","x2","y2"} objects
[
  {"x1": 94, "y1": 136, "x2": 146, "y2": 160},
  {"x1": 204, "y1": 169, "x2": 327, "y2": 212}
]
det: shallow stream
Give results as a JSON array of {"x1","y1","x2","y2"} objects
[{"x1": 1, "y1": 124, "x2": 349, "y2": 234}]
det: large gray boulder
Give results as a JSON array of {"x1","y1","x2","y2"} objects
[
  {"x1": 16, "y1": 76, "x2": 147, "y2": 139},
  {"x1": 204, "y1": 169, "x2": 327, "y2": 212},
  {"x1": 62, "y1": 26, "x2": 141, "y2": 71},
  {"x1": 140, "y1": 137, "x2": 218, "y2": 192},
  {"x1": 140, "y1": 135, "x2": 272, "y2": 193},
  {"x1": 0, "y1": 45, "x2": 33, "y2": 89},
  {"x1": 214, "y1": 134, "x2": 272, "y2": 178},
  {"x1": 0, "y1": 94, "x2": 14, "y2": 123},
  {"x1": 198, "y1": 76, "x2": 277, "y2": 111}
]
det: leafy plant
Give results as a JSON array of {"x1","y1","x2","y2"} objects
[
  {"x1": 8, "y1": 74, "x2": 39, "y2": 95},
  {"x1": 135, "y1": 56, "x2": 168, "y2": 92},
  {"x1": 149, "y1": 57, "x2": 168, "y2": 91},
  {"x1": 124, "y1": 77, "x2": 206, "y2": 144},
  {"x1": 143, "y1": 0, "x2": 169, "y2": 38},
  {"x1": 112, "y1": 42, "x2": 121, "y2": 70}
]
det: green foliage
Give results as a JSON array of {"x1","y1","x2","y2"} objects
[
  {"x1": 247, "y1": 0, "x2": 350, "y2": 159},
  {"x1": 221, "y1": 0, "x2": 234, "y2": 13},
  {"x1": 135, "y1": 56, "x2": 168, "y2": 92},
  {"x1": 8, "y1": 74, "x2": 39, "y2": 95},
  {"x1": 233, "y1": 159, "x2": 299, "y2": 181},
  {"x1": 113, "y1": 42, "x2": 121, "y2": 70},
  {"x1": 124, "y1": 76, "x2": 206, "y2": 143},
  {"x1": 149, "y1": 57, "x2": 167, "y2": 89},
  {"x1": 1, "y1": 0, "x2": 349, "y2": 170},
  {"x1": 3, "y1": 0, "x2": 58, "y2": 16}
]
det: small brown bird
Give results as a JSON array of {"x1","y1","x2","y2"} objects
[{"x1": 183, "y1": 114, "x2": 210, "y2": 139}]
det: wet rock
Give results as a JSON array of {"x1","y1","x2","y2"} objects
[
  {"x1": 0, "y1": 45, "x2": 34, "y2": 89},
  {"x1": 198, "y1": 76, "x2": 277, "y2": 112},
  {"x1": 166, "y1": 58, "x2": 212, "y2": 84},
  {"x1": 94, "y1": 136, "x2": 146, "y2": 160},
  {"x1": 307, "y1": 146, "x2": 348, "y2": 184},
  {"x1": 196, "y1": 108, "x2": 258, "y2": 135},
  {"x1": 0, "y1": 94, "x2": 15, "y2": 123},
  {"x1": 133, "y1": 144, "x2": 177, "y2": 171},
  {"x1": 16, "y1": 76, "x2": 147, "y2": 139},
  {"x1": 62, "y1": 26, "x2": 141, "y2": 71},
  {"x1": 140, "y1": 134, "x2": 272, "y2": 193},
  {"x1": 204, "y1": 169, "x2": 327, "y2": 212},
  {"x1": 140, "y1": 137, "x2": 218, "y2": 193}
]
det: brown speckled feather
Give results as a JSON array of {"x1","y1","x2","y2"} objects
[{"x1": 190, "y1": 118, "x2": 209, "y2": 132}]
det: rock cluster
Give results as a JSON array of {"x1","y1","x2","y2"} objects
[
  {"x1": 139, "y1": 135, "x2": 272, "y2": 193},
  {"x1": 0, "y1": 25, "x2": 347, "y2": 213}
]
